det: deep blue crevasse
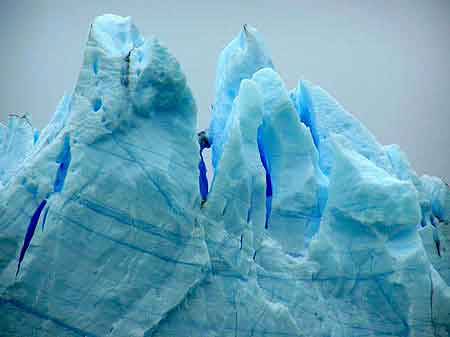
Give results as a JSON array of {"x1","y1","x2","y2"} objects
[
  {"x1": 257, "y1": 127, "x2": 272, "y2": 229},
  {"x1": 16, "y1": 199, "x2": 47, "y2": 277},
  {"x1": 17, "y1": 133, "x2": 72, "y2": 276},
  {"x1": 54, "y1": 134, "x2": 72, "y2": 193},
  {"x1": 41, "y1": 206, "x2": 49, "y2": 231},
  {"x1": 199, "y1": 151, "x2": 208, "y2": 201},
  {"x1": 198, "y1": 132, "x2": 210, "y2": 202}
]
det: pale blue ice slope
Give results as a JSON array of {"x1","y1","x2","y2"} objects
[{"x1": 1, "y1": 15, "x2": 449, "y2": 337}]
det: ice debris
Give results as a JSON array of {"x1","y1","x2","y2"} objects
[{"x1": 0, "y1": 14, "x2": 449, "y2": 337}]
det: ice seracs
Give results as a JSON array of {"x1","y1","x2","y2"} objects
[
  {"x1": 209, "y1": 24, "x2": 274, "y2": 169},
  {"x1": 0, "y1": 14, "x2": 449, "y2": 337}
]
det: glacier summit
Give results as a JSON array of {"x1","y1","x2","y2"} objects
[{"x1": 0, "y1": 14, "x2": 449, "y2": 337}]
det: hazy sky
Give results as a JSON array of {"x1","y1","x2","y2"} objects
[{"x1": 1, "y1": 0, "x2": 449, "y2": 180}]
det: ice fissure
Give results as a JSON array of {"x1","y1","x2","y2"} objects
[
  {"x1": 1, "y1": 15, "x2": 449, "y2": 337},
  {"x1": 257, "y1": 127, "x2": 272, "y2": 229},
  {"x1": 198, "y1": 130, "x2": 210, "y2": 203},
  {"x1": 16, "y1": 199, "x2": 47, "y2": 277},
  {"x1": 53, "y1": 133, "x2": 71, "y2": 193}
]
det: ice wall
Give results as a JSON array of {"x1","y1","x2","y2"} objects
[{"x1": 0, "y1": 15, "x2": 449, "y2": 337}]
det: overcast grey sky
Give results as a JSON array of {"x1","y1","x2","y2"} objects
[{"x1": 0, "y1": 0, "x2": 449, "y2": 180}]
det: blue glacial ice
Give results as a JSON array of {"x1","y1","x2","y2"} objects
[{"x1": 0, "y1": 14, "x2": 449, "y2": 337}]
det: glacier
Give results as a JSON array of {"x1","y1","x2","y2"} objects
[{"x1": 0, "y1": 14, "x2": 449, "y2": 337}]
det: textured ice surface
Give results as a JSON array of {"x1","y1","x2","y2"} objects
[
  {"x1": 1, "y1": 15, "x2": 449, "y2": 337},
  {"x1": 0, "y1": 114, "x2": 35, "y2": 187}
]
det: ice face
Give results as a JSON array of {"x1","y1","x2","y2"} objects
[
  {"x1": 1, "y1": 15, "x2": 449, "y2": 337},
  {"x1": 291, "y1": 80, "x2": 394, "y2": 177}
]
